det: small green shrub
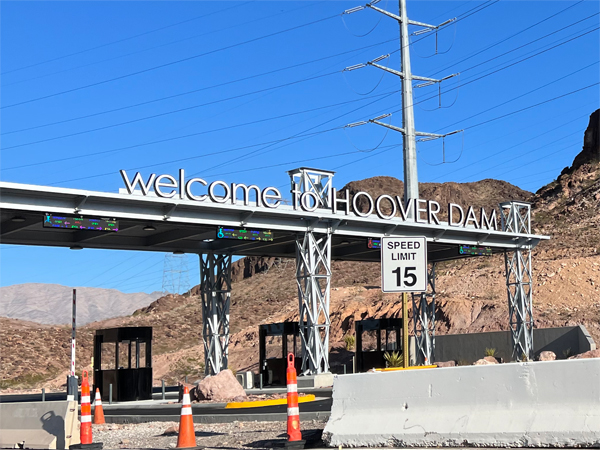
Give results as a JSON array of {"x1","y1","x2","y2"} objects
[
  {"x1": 344, "y1": 334, "x2": 355, "y2": 351},
  {"x1": 383, "y1": 351, "x2": 404, "y2": 368},
  {"x1": 562, "y1": 348, "x2": 573, "y2": 359},
  {"x1": 484, "y1": 348, "x2": 497, "y2": 357}
]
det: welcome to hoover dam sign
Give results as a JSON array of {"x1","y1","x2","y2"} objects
[{"x1": 120, "y1": 169, "x2": 500, "y2": 231}]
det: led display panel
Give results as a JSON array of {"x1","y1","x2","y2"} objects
[
  {"x1": 43, "y1": 214, "x2": 119, "y2": 231},
  {"x1": 459, "y1": 245, "x2": 492, "y2": 256},
  {"x1": 217, "y1": 227, "x2": 273, "y2": 241}
]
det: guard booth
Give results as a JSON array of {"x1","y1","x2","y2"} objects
[
  {"x1": 93, "y1": 327, "x2": 152, "y2": 402},
  {"x1": 355, "y1": 318, "x2": 403, "y2": 372},
  {"x1": 259, "y1": 322, "x2": 301, "y2": 385}
]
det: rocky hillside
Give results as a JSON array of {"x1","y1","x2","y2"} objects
[
  {"x1": 532, "y1": 109, "x2": 600, "y2": 258},
  {"x1": 0, "y1": 283, "x2": 162, "y2": 325},
  {"x1": 1, "y1": 110, "x2": 598, "y2": 390}
]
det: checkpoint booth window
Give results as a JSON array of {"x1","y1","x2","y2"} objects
[
  {"x1": 93, "y1": 327, "x2": 152, "y2": 402},
  {"x1": 259, "y1": 322, "x2": 301, "y2": 386},
  {"x1": 355, "y1": 318, "x2": 403, "y2": 372}
]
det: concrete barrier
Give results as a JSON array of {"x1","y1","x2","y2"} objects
[
  {"x1": 0, "y1": 400, "x2": 80, "y2": 449},
  {"x1": 323, "y1": 359, "x2": 600, "y2": 447},
  {"x1": 434, "y1": 325, "x2": 596, "y2": 364}
]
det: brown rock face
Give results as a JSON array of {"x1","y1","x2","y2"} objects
[
  {"x1": 473, "y1": 356, "x2": 499, "y2": 365},
  {"x1": 436, "y1": 361, "x2": 456, "y2": 368},
  {"x1": 569, "y1": 349, "x2": 600, "y2": 360},
  {"x1": 197, "y1": 369, "x2": 247, "y2": 401},
  {"x1": 570, "y1": 109, "x2": 600, "y2": 172},
  {"x1": 231, "y1": 256, "x2": 279, "y2": 283},
  {"x1": 538, "y1": 351, "x2": 556, "y2": 361}
]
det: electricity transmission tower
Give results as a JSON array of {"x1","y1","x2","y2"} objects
[
  {"x1": 344, "y1": 0, "x2": 463, "y2": 366},
  {"x1": 161, "y1": 254, "x2": 191, "y2": 295},
  {"x1": 345, "y1": 0, "x2": 462, "y2": 203}
]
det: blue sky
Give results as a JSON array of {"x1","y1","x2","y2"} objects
[{"x1": 1, "y1": 0, "x2": 598, "y2": 296}]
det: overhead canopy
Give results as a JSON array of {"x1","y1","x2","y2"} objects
[{"x1": 0, "y1": 182, "x2": 548, "y2": 262}]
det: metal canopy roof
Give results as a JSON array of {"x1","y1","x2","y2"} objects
[{"x1": 0, "y1": 182, "x2": 548, "y2": 262}]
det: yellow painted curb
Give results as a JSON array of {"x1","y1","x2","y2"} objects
[
  {"x1": 225, "y1": 394, "x2": 316, "y2": 409},
  {"x1": 375, "y1": 365, "x2": 438, "y2": 372}
]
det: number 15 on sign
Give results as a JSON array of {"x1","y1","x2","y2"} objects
[{"x1": 381, "y1": 237, "x2": 428, "y2": 293}]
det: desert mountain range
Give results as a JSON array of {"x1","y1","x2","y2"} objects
[
  {"x1": 0, "y1": 284, "x2": 162, "y2": 325},
  {"x1": 0, "y1": 109, "x2": 598, "y2": 390}
]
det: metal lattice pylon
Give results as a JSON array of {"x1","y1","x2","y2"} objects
[
  {"x1": 412, "y1": 263, "x2": 436, "y2": 365},
  {"x1": 295, "y1": 231, "x2": 332, "y2": 374},
  {"x1": 288, "y1": 167, "x2": 335, "y2": 209},
  {"x1": 161, "y1": 254, "x2": 190, "y2": 295},
  {"x1": 200, "y1": 253, "x2": 232, "y2": 375},
  {"x1": 501, "y1": 201, "x2": 534, "y2": 361}
]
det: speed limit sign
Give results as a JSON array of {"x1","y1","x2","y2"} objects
[{"x1": 381, "y1": 236, "x2": 428, "y2": 292}]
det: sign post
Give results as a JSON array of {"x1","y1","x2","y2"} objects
[{"x1": 381, "y1": 237, "x2": 428, "y2": 368}]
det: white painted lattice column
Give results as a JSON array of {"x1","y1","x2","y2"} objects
[
  {"x1": 412, "y1": 263, "x2": 436, "y2": 365},
  {"x1": 200, "y1": 253, "x2": 232, "y2": 375},
  {"x1": 501, "y1": 201, "x2": 534, "y2": 361},
  {"x1": 296, "y1": 230, "x2": 332, "y2": 374}
]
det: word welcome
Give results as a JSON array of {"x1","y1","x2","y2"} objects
[{"x1": 120, "y1": 170, "x2": 499, "y2": 230}]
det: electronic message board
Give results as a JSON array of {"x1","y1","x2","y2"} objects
[
  {"x1": 459, "y1": 245, "x2": 492, "y2": 256},
  {"x1": 217, "y1": 227, "x2": 273, "y2": 241},
  {"x1": 368, "y1": 238, "x2": 381, "y2": 249},
  {"x1": 44, "y1": 214, "x2": 119, "y2": 231}
]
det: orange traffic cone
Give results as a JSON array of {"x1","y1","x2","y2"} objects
[
  {"x1": 285, "y1": 353, "x2": 305, "y2": 448},
  {"x1": 70, "y1": 370, "x2": 103, "y2": 449},
  {"x1": 176, "y1": 386, "x2": 197, "y2": 448},
  {"x1": 93, "y1": 388, "x2": 105, "y2": 424}
]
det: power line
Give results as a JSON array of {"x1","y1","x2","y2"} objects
[
  {"x1": 431, "y1": 61, "x2": 598, "y2": 133},
  {"x1": 2, "y1": 2, "x2": 321, "y2": 85},
  {"x1": 6, "y1": 22, "x2": 596, "y2": 183},
  {"x1": 426, "y1": 0, "x2": 586, "y2": 78},
  {"x1": 392, "y1": 26, "x2": 599, "y2": 120},
  {"x1": 215, "y1": 90, "x2": 596, "y2": 183},
  {"x1": 461, "y1": 83, "x2": 598, "y2": 131},
  {"x1": 1, "y1": 13, "x2": 341, "y2": 109},
  {"x1": 1, "y1": 2, "x2": 252, "y2": 76},
  {"x1": 48, "y1": 91, "x2": 397, "y2": 186},
  {"x1": 427, "y1": 112, "x2": 593, "y2": 182},
  {"x1": 1, "y1": 38, "x2": 397, "y2": 136},
  {"x1": 2, "y1": 90, "x2": 398, "y2": 171},
  {"x1": 0, "y1": 70, "x2": 340, "y2": 151}
]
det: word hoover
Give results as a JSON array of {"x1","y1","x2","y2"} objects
[{"x1": 120, "y1": 170, "x2": 499, "y2": 230}]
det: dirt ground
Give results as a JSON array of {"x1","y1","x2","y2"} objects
[{"x1": 93, "y1": 420, "x2": 327, "y2": 449}]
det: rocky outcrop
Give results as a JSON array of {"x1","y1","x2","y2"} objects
[
  {"x1": 538, "y1": 351, "x2": 556, "y2": 361},
  {"x1": 231, "y1": 256, "x2": 280, "y2": 283},
  {"x1": 197, "y1": 369, "x2": 247, "y2": 401},
  {"x1": 569, "y1": 109, "x2": 600, "y2": 172},
  {"x1": 569, "y1": 349, "x2": 600, "y2": 359},
  {"x1": 473, "y1": 356, "x2": 499, "y2": 365}
]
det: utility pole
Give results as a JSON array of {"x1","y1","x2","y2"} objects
[
  {"x1": 344, "y1": 0, "x2": 461, "y2": 205},
  {"x1": 398, "y1": 0, "x2": 418, "y2": 203}
]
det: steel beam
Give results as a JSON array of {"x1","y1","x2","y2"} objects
[
  {"x1": 501, "y1": 201, "x2": 534, "y2": 361},
  {"x1": 412, "y1": 263, "x2": 436, "y2": 365},
  {"x1": 200, "y1": 253, "x2": 232, "y2": 375},
  {"x1": 296, "y1": 230, "x2": 332, "y2": 374}
]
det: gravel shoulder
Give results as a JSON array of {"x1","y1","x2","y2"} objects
[{"x1": 93, "y1": 420, "x2": 327, "y2": 449}]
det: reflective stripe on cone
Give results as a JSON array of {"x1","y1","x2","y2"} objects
[
  {"x1": 286, "y1": 353, "x2": 303, "y2": 446},
  {"x1": 176, "y1": 386, "x2": 197, "y2": 449}
]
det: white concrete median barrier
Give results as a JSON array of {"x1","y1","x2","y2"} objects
[
  {"x1": 323, "y1": 359, "x2": 600, "y2": 447},
  {"x1": 0, "y1": 400, "x2": 80, "y2": 449}
]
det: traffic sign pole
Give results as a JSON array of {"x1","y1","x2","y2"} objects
[{"x1": 403, "y1": 292, "x2": 409, "y2": 368}]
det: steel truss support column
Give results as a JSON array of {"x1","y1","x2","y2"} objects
[
  {"x1": 412, "y1": 263, "x2": 436, "y2": 365},
  {"x1": 295, "y1": 230, "x2": 332, "y2": 374},
  {"x1": 501, "y1": 201, "x2": 534, "y2": 361},
  {"x1": 200, "y1": 253, "x2": 232, "y2": 375}
]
